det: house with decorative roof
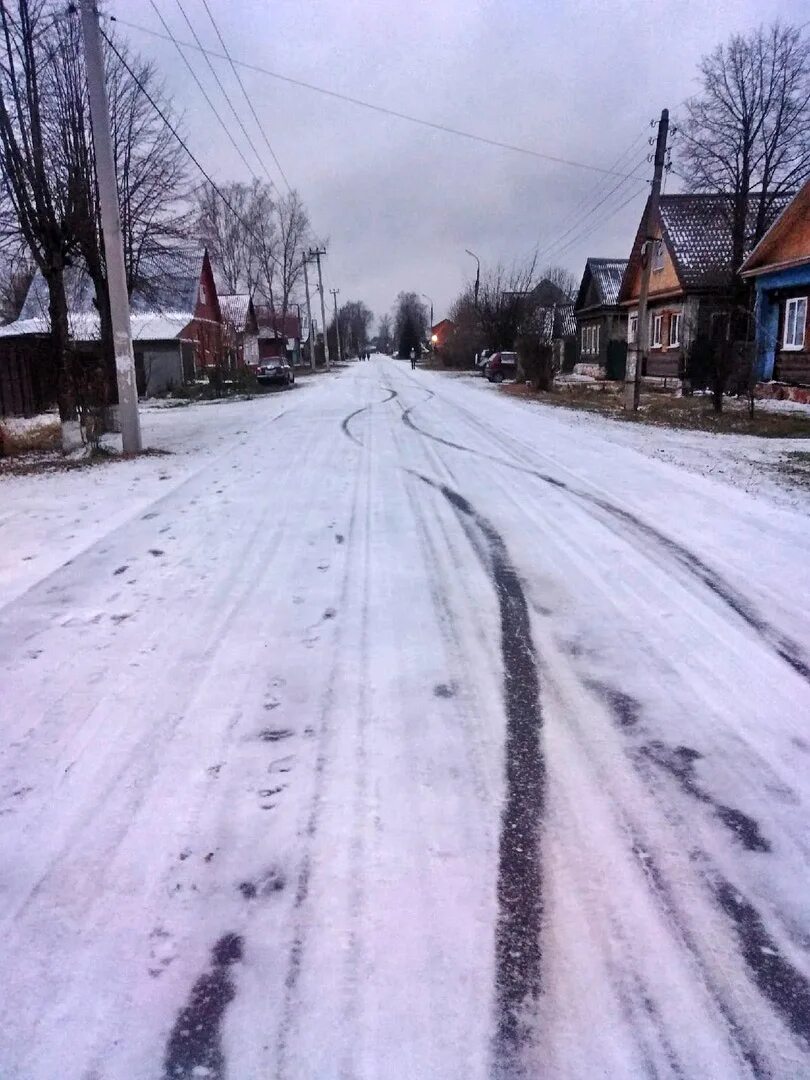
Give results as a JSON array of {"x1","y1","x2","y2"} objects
[
  {"x1": 617, "y1": 194, "x2": 791, "y2": 384},
  {"x1": 741, "y1": 179, "x2": 810, "y2": 390},
  {"x1": 220, "y1": 293, "x2": 259, "y2": 369},
  {"x1": 0, "y1": 247, "x2": 223, "y2": 405},
  {"x1": 574, "y1": 258, "x2": 629, "y2": 379}
]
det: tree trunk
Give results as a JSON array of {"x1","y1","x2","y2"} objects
[{"x1": 46, "y1": 266, "x2": 82, "y2": 451}]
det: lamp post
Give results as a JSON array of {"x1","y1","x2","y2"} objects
[{"x1": 465, "y1": 249, "x2": 480, "y2": 308}]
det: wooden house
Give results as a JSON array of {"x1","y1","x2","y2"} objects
[
  {"x1": 220, "y1": 294, "x2": 260, "y2": 369},
  {"x1": 617, "y1": 194, "x2": 791, "y2": 385},
  {"x1": 741, "y1": 179, "x2": 810, "y2": 389},
  {"x1": 574, "y1": 258, "x2": 628, "y2": 378}
]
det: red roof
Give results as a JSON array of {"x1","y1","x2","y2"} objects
[{"x1": 255, "y1": 306, "x2": 301, "y2": 338}]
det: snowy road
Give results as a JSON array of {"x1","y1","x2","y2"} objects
[{"x1": 2, "y1": 357, "x2": 810, "y2": 1079}]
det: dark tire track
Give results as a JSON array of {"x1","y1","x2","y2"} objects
[
  {"x1": 413, "y1": 472, "x2": 544, "y2": 1079},
  {"x1": 399, "y1": 392, "x2": 810, "y2": 685},
  {"x1": 340, "y1": 388, "x2": 397, "y2": 446}
]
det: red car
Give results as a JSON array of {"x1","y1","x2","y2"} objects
[{"x1": 485, "y1": 351, "x2": 518, "y2": 382}]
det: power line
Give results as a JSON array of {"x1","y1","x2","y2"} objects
[
  {"x1": 147, "y1": 0, "x2": 258, "y2": 181},
  {"x1": 99, "y1": 24, "x2": 283, "y2": 272},
  {"x1": 544, "y1": 184, "x2": 647, "y2": 265},
  {"x1": 108, "y1": 12, "x2": 648, "y2": 181},
  {"x1": 537, "y1": 156, "x2": 648, "y2": 264},
  {"x1": 198, "y1": 0, "x2": 292, "y2": 194},
  {"x1": 171, "y1": 0, "x2": 278, "y2": 190}
]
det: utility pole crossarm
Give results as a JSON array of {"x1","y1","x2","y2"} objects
[
  {"x1": 79, "y1": 0, "x2": 142, "y2": 453},
  {"x1": 625, "y1": 109, "x2": 669, "y2": 412}
]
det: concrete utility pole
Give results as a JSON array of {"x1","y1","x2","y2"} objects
[
  {"x1": 625, "y1": 108, "x2": 669, "y2": 412},
  {"x1": 79, "y1": 0, "x2": 142, "y2": 453},
  {"x1": 302, "y1": 253, "x2": 315, "y2": 371},
  {"x1": 330, "y1": 288, "x2": 342, "y2": 362},
  {"x1": 309, "y1": 247, "x2": 330, "y2": 370}
]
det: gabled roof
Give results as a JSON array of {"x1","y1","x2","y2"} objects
[
  {"x1": 219, "y1": 293, "x2": 251, "y2": 329},
  {"x1": 255, "y1": 306, "x2": 301, "y2": 339},
  {"x1": 741, "y1": 179, "x2": 810, "y2": 277},
  {"x1": 618, "y1": 193, "x2": 793, "y2": 302},
  {"x1": 431, "y1": 319, "x2": 455, "y2": 333},
  {"x1": 575, "y1": 257, "x2": 628, "y2": 312},
  {"x1": 1, "y1": 246, "x2": 212, "y2": 342}
]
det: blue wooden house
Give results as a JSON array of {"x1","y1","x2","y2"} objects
[{"x1": 741, "y1": 180, "x2": 810, "y2": 387}]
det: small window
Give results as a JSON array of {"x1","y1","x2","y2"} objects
[
  {"x1": 628, "y1": 312, "x2": 638, "y2": 344},
  {"x1": 581, "y1": 327, "x2": 588, "y2": 353},
  {"x1": 783, "y1": 297, "x2": 807, "y2": 350},
  {"x1": 199, "y1": 282, "x2": 207, "y2": 305},
  {"x1": 651, "y1": 239, "x2": 665, "y2": 273},
  {"x1": 651, "y1": 313, "x2": 663, "y2": 348},
  {"x1": 669, "y1": 312, "x2": 682, "y2": 347},
  {"x1": 581, "y1": 324, "x2": 599, "y2": 355}
]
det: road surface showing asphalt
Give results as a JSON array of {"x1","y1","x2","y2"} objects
[{"x1": 1, "y1": 357, "x2": 810, "y2": 1079}]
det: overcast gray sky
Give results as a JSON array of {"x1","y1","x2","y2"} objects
[{"x1": 110, "y1": 0, "x2": 806, "y2": 326}]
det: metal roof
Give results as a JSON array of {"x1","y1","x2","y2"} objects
[
  {"x1": 575, "y1": 258, "x2": 628, "y2": 311},
  {"x1": 219, "y1": 293, "x2": 251, "y2": 328},
  {"x1": 659, "y1": 194, "x2": 793, "y2": 291}
]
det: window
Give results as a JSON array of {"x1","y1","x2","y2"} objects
[
  {"x1": 651, "y1": 313, "x2": 663, "y2": 348},
  {"x1": 783, "y1": 297, "x2": 807, "y2": 350},
  {"x1": 669, "y1": 311, "x2": 682, "y2": 347},
  {"x1": 628, "y1": 312, "x2": 638, "y2": 344},
  {"x1": 651, "y1": 239, "x2": 665, "y2": 273},
  {"x1": 581, "y1": 324, "x2": 600, "y2": 355},
  {"x1": 199, "y1": 282, "x2": 207, "y2": 305}
]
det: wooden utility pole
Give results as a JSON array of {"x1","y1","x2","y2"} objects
[
  {"x1": 624, "y1": 108, "x2": 669, "y2": 411},
  {"x1": 330, "y1": 288, "x2": 342, "y2": 361},
  {"x1": 79, "y1": 0, "x2": 142, "y2": 453},
  {"x1": 309, "y1": 247, "x2": 330, "y2": 370},
  {"x1": 302, "y1": 253, "x2": 315, "y2": 371}
]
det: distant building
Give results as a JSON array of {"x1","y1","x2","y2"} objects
[
  {"x1": 220, "y1": 294, "x2": 259, "y2": 369},
  {"x1": 741, "y1": 179, "x2": 810, "y2": 389},
  {"x1": 255, "y1": 307, "x2": 302, "y2": 366},
  {"x1": 430, "y1": 319, "x2": 456, "y2": 350},
  {"x1": 574, "y1": 258, "x2": 628, "y2": 379}
]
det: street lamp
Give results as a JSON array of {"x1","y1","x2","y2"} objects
[
  {"x1": 421, "y1": 293, "x2": 434, "y2": 331},
  {"x1": 465, "y1": 249, "x2": 480, "y2": 308}
]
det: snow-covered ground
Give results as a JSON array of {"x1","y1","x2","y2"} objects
[{"x1": 1, "y1": 358, "x2": 810, "y2": 1079}]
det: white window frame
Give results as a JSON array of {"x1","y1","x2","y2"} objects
[
  {"x1": 581, "y1": 326, "x2": 588, "y2": 353},
  {"x1": 783, "y1": 297, "x2": 807, "y2": 350},
  {"x1": 651, "y1": 239, "x2": 665, "y2": 273},
  {"x1": 669, "y1": 311, "x2": 682, "y2": 348},
  {"x1": 581, "y1": 324, "x2": 599, "y2": 355},
  {"x1": 651, "y1": 313, "x2": 663, "y2": 348},
  {"x1": 628, "y1": 312, "x2": 638, "y2": 344}
]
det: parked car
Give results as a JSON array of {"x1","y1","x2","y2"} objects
[
  {"x1": 257, "y1": 357, "x2": 294, "y2": 387},
  {"x1": 485, "y1": 351, "x2": 518, "y2": 382}
]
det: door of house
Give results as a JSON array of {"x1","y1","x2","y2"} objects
[{"x1": 606, "y1": 340, "x2": 627, "y2": 380}]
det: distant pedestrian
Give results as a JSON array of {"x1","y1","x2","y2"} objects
[{"x1": 410, "y1": 348, "x2": 416, "y2": 371}]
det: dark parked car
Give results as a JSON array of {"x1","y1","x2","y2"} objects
[
  {"x1": 485, "y1": 351, "x2": 518, "y2": 382},
  {"x1": 257, "y1": 357, "x2": 295, "y2": 387}
]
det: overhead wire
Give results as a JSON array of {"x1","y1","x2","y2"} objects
[
  {"x1": 198, "y1": 0, "x2": 292, "y2": 194},
  {"x1": 171, "y1": 0, "x2": 279, "y2": 191},
  {"x1": 542, "y1": 184, "x2": 647, "y2": 265},
  {"x1": 146, "y1": 0, "x2": 258, "y2": 181},
  {"x1": 108, "y1": 11, "x2": 648, "y2": 181},
  {"x1": 98, "y1": 23, "x2": 284, "y2": 272}
]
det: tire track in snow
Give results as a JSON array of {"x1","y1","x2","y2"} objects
[
  {"x1": 412, "y1": 471, "x2": 544, "y2": 1079},
  {"x1": 340, "y1": 387, "x2": 397, "y2": 446},
  {"x1": 398, "y1": 391, "x2": 810, "y2": 685}
]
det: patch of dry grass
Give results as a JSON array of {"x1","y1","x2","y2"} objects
[
  {"x1": 501, "y1": 383, "x2": 810, "y2": 438},
  {"x1": 0, "y1": 416, "x2": 61, "y2": 455}
]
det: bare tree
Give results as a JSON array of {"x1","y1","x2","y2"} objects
[
  {"x1": 539, "y1": 264, "x2": 577, "y2": 302},
  {"x1": 393, "y1": 291, "x2": 428, "y2": 357},
  {"x1": 332, "y1": 299, "x2": 373, "y2": 358},
  {"x1": 196, "y1": 179, "x2": 268, "y2": 296},
  {"x1": 376, "y1": 313, "x2": 392, "y2": 353},
  {"x1": 265, "y1": 190, "x2": 309, "y2": 318},
  {"x1": 477, "y1": 255, "x2": 538, "y2": 351},
  {"x1": 0, "y1": 248, "x2": 34, "y2": 323},
  {"x1": 680, "y1": 22, "x2": 810, "y2": 275},
  {"x1": 0, "y1": 0, "x2": 82, "y2": 446}
]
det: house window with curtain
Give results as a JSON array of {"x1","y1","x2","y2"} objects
[
  {"x1": 651, "y1": 313, "x2": 663, "y2": 348},
  {"x1": 581, "y1": 324, "x2": 600, "y2": 355},
  {"x1": 669, "y1": 312, "x2": 682, "y2": 347},
  {"x1": 651, "y1": 239, "x2": 665, "y2": 272},
  {"x1": 628, "y1": 312, "x2": 638, "y2": 344},
  {"x1": 783, "y1": 297, "x2": 807, "y2": 350}
]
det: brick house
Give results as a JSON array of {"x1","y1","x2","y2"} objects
[
  {"x1": 430, "y1": 318, "x2": 456, "y2": 349},
  {"x1": 573, "y1": 258, "x2": 628, "y2": 379},
  {"x1": 741, "y1": 179, "x2": 810, "y2": 389},
  {"x1": 617, "y1": 194, "x2": 791, "y2": 385}
]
